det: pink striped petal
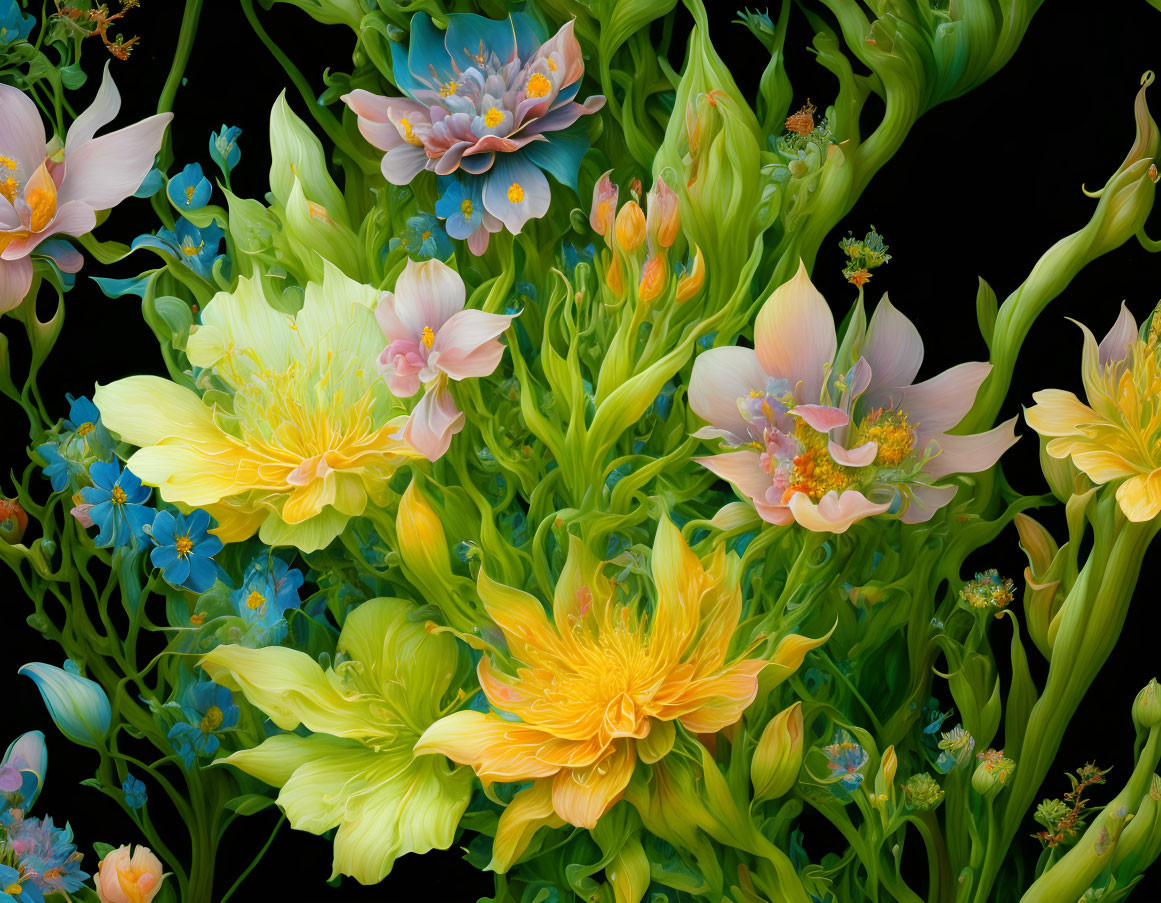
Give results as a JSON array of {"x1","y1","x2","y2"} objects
[
  {"x1": 754, "y1": 261, "x2": 836, "y2": 405},
  {"x1": 59, "y1": 114, "x2": 171, "y2": 211},
  {"x1": 792, "y1": 404, "x2": 848, "y2": 432},
  {"x1": 899, "y1": 361, "x2": 991, "y2": 438},
  {"x1": 922, "y1": 418, "x2": 1019, "y2": 479},
  {"x1": 787, "y1": 490, "x2": 890, "y2": 533},
  {"x1": 0, "y1": 256, "x2": 33, "y2": 313},
  {"x1": 431, "y1": 309, "x2": 517, "y2": 380},
  {"x1": 828, "y1": 439, "x2": 877, "y2": 467},
  {"x1": 390, "y1": 258, "x2": 465, "y2": 335},
  {"x1": 863, "y1": 295, "x2": 923, "y2": 393},
  {"x1": 401, "y1": 382, "x2": 465, "y2": 462},
  {"x1": 689, "y1": 346, "x2": 769, "y2": 442}
]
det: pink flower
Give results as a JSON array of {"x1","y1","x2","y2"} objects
[
  {"x1": 0, "y1": 63, "x2": 171, "y2": 312},
  {"x1": 689, "y1": 263, "x2": 1018, "y2": 532},
  {"x1": 95, "y1": 844, "x2": 165, "y2": 903},
  {"x1": 377, "y1": 259, "x2": 516, "y2": 460}
]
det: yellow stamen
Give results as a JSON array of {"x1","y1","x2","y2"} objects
[
  {"x1": 460, "y1": 199, "x2": 474, "y2": 218},
  {"x1": 175, "y1": 535, "x2": 194, "y2": 557},
  {"x1": 507, "y1": 182, "x2": 525, "y2": 203},
  {"x1": 548, "y1": 58, "x2": 558, "y2": 72},
  {"x1": 0, "y1": 156, "x2": 16, "y2": 170},
  {"x1": 525, "y1": 72, "x2": 552, "y2": 98},
  {"x1": 111, "y1": 486, "x2": 127, "y2": 505},
  {"x1": 184, "y1": 185, "x2": 195, "y2": 205},
  {"x1": 181, "y1": 241, "x2": 205, "y2": 258},
  {"x1": 421, "y1": 230, "x2": 431, "y2": 242},
  {"x1": 190, "y1": 612, "x2": 207, "y2": 626},
  {"x1": 422, "y1": 326, "x2": 435, "y2": 349},
  {"x1": 440, "y1": 80, "x2": 458, "y2": 97},
  {"x1": 483, "y1": 107, "x2": 504, "y2": 128},
  {"x1": 0, "y1": 177, "x2": 16, "y2": 204},
  {"x1": 77, "y1": 422, "x2": 95, "y2": 436},
  {"x1": 200, "y1": 705, "x2": 224, "y2": 733},
  {"x1": 397, "y1": 116, "x2": 422, "y2": 146},
  {"x1": 4, "y1": 884, "x2": 21, "y2": 895},
  {"x1": 246, "y1": 590, "x2": 266, "y2": 610}
]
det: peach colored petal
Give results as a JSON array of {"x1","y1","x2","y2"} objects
[
  {"x1": 476, "y1": 569, "x2": 567, "y2": 666},
  {"x1": 787, "y1": 489, "x2": 890, "y2": 532},
  {"x1": 694, "y1": 451, "x2": 787, "y2": 524},
  {"x1": 754, "y1": 261, "x2": 836, "y2": 404},
  {"x1": 792, "y1": 404, "x2": 848, "y2": 432},
  {"x1": 432, "y1": 309, "x2": 516, "y2": 380},
  {"x1": 665, "y1": 659, "x2": 765, "y2": 732},
  {"x1": 863, "y1": 294, "x2": 923, "y2": 393},
  {"x1": 899, "y1": 361, "x2": 991, "y2": 436},
  {"x1": 689, "y1": 345, "x2": 769, "y2": 441},
  {"x1": 923, "y1": 418, "x2": 1019, "y2": 479},
  {"x1": 828, "y1": 439, "x2": 877, "y2": 467}
]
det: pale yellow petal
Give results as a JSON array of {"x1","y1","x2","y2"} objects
[
  {"x1": 488, "y1": 779, "x2": 565, "y2": 873},
  {"x1": 1025, "y1": 390, "x2": 1101, "y2": 437},
  {"x1": 1116, "y1": 469, "x2": 1161, "y2": 522}
]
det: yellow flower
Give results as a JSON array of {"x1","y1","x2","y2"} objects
[
  {"x1": 1026, "y1": 303, "x2": 1161, "y2": 521},
  {"x1": 93, "y1": 263, "x2": 420, "y2": 551},
  {"x1": 414, "y1": 517, "x2": 769, "y2": 871}
]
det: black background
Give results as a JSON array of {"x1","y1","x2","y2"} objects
[{"x1": 2, "y1": 2, "x2": 1161, "y2": 899}]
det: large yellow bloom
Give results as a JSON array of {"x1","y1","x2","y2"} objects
[
  {"x1": 94, "y1": 263, "x2": 419, "y2": 551},
  {"x1": 1026, "y1": 303, "x2": 1161, "y2": 521},
  {"x1": 415, "y1": 517, "x2": 770, "y2": 871}
]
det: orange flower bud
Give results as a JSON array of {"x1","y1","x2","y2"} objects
[
  {"x1": 605, "y1": 254, "x2": 624, "y2": 296},
  {"x1": 675, "y1": 248, "x2": 705, "y2": 304},
  {"x1": 638, "y1": 253, "x2": 669, "y2": 303},
  {"x1": 646, "y1": 174, "x2": 680, "y2": 248},
  {"x1": 589, "y1": 170, "x2": 618, "y2": 239},
  {"x1": 615, "y1": 201, "x2": 646, "y2": 252}
]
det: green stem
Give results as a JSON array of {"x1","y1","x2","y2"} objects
[
  {"x1": 219, "y1": 813, "x2": 286, "y2": 903},
  {"x1": 155, "y1": 0, "x2": 204, "y2": 168}
]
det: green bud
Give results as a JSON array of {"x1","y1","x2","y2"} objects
[
  {"x1": 1135, "y1": 679, "x2": 1161, "y2": 731},
  {"x1": 751, "y1": 702, "x2": 803, "y2": 803},
  {"x1": 902, "y1": 773, "x2": 945, "y2": 812},
  {"x1": 283, "y1": 177, "x2": 364, "y2": 282},
  {"x1": 972, "y1": 749, "x2": 1016, "y2": 799},
  {"x1": 268, "y1": 92, "x2": 348, "y2": 222}
]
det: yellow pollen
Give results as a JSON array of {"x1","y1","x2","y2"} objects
[
  {"x1": 422, "y1": 326, "x2": 435, "y2": 349},
  {"x1": 0, "y1": 177, "x2": 16, "y2": 204},
  {"x1": 397, "y1": 116, "x2": 421, "y2": 146},
  {"x1": 548, "y1": 58, "x2": 558, "y2": 72},
  {"x1": 184, "y1": 185, "x2": 195, "y2": 204},
  {"x1": 175, "y1": 535, "x2": 194, "y2": 557},
  {"x1": 421, "y1": 230, "x2": 431, "y2": 241},
  {"x1": 190, "y1": 612, "x2": 207, "y2": 626},
  {"x1": 507, "y1": 182, "x2": 525, "y2": 203},
  {"x1": 4, "y1": 884, "x2": 21, "y2": 895},
  {"x1": 111, "y1": 486, "x2": 127, "y2": 505},
  {"x1": 26, "y1": 185, "x2": 54, "y2": 233},
  {"x1": 77, "y1": 421, "x2": 95, "y2": 436},
  {"x1": 460, "y1": 199, "x2": 474, "y2": 217},
  {"x1": 484, "y1": 107, "x2": 504, "y2": 128},
  {"x1": 784, "y1": 419, "x2": 853, "y2": 502},
  {"x1": 181, "y1": 241, "x2": 205, "y2": 258},
  {"x1": 440, "y1": 80, "x2": 458, "y2": 97},
  {"x1": 525, "y1": 72, "x2": 552, "y2": 98},
  {"x1": 246, "y1": 590, "x2": 266, "y2": 610},
  {"x1": 0, "y1": 156, "x2": 16, "y2": 170},
  {"x1": 200, "y1": 705, "x2": 224, "y2": 734},
  {"x1": 860, "y1": 409, "x2": 916, "y2": 467}
]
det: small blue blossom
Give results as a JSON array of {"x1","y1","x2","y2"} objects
[
  {"x1": 167, "y1": 680, "x2": 239, "y2": 769},
  {"x1": 166, "y1": 162, "x2": 212, "y2": 211},
  {"x1": 822, "y1": 730, "x2": 868, "y2": 792},
  {"x1": 0, "y1": 0, "x2": 34, "y2": 46},
  {"x1": 435, "y1": 177, "x2": 485, "y2": 240},
  {"x1": 148, "y1": 509, "x2": 223, "y2": 593},
  {"x1": 133, "y1": 217, "x2": 227, "y2": 281},
  {"x1": 392, "y1": 212, "x2": 452, "y2": 261},
  {"x1": 36, "y1": 395, "x2": 115, "y2": 494},
  {"x1": 209, "y1": 125, "x2": 242, "y2": 177},
  {"x1": 121, "y1": 773, "x2": 147, "y2": 810},
  {"x1": 229, "y1": 555, "x2": 304, "y2": 647},
  {"x1": 0, "y1": 864, "x2": 42, "y2": 903},
  {"x1": 7, "y1": 815, "x2": 88, "y2": 894},
  {"x1": 79, "y1": 461, "x2": 153, "y2": 548}
]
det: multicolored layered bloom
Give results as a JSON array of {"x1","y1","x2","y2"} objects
[
  {"x1": 821, "y1": 730, "x2": 869, "y2": 791},
  {"x1": 342, "y1": 12, "x2": 604, "y2": 242},
  {"x1": 689, "y1": 264, "x2": 1018, "y2": 531},
  {"x1": 414, "y1": 518, "x2": 770, "y2": 870},
  {"x1": 93, "y1": 263, "x2": 421, "y2": 552},
  {"x1": 0, "y1": 732, "x2": 46, "y2": 811},
  {"x1": 93, "y1": 845, "x2": 164, "y2": 903},
  {"x1": 7, "y1": 815, "x2": 88, "y2": 894},
  {"x1": 935, "y1": 724, "x2": 976, "y2": 774},
  {"x1": 0, "y1": 64, "x2": 171, "y2": 311},
  {"x1": 1026, "y1": 302, "x2": 1161, "y2": 521},
  {"x1": 166, "y1": 679, "x2": 238, "y2": 768},
  {"x1": 201, "y1": 598, "x2": 473, "y2": 884},
  {"x1": 148, "y1": 509, "x2": 223, "y2": 593},
  {"x1": 79, "y1": 461, "x2": 153, "y2": 549},
  {"x1": 228, "y1": 554, "x2": 304, "y2": 647},
  {"x1": 376, "y1": 258, "x2": 516, "y2": 460}
]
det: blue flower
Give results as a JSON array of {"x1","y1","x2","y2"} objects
[
  {"x1": 132, "y1": 217, "x2": 226, "y2": 281},
  {"x1": 209, "y1": 125, "x2": 242, "y2": 177},
  {"x1": 0, "y1": 864, "x2": 43, "y2": 903},
  {"x1": 229, "y1": 555, "x2": 304, "y2": 647},
  {"x1": 393, "y1": 212, "x2": 452, "y2": 261},
  {"x1": 434, "y1": 176, "x2": 501, "y2": 252},
  {"x1": 133, "y1": 167, "x2": 165, "y2": 199},
  {"x1": 166, "y1": 162, "x2": 212, "y2": 211},
  {"x1": 7, "y1": 815, "x2": 88, "y2": 894},
  {"x1": 822, "y1": 730, "x2": 868, "y2": 792},
  {"x1": 36, "y1": 394, "x2": 115, "y2": 494},
  {"x1": 79, "y1": 461, "x2": 153, "y2": 548},
  {"x1": 167, "y1": 680, "x2": 238, "y2": 768},
  {"x1": 148, "y1": 509, "x2": 223, "y2": 593},
  {"x1": 0, "y1": 0, "x2": 34, "y2": 46},
  {"x1": 121, "y1": 773, "x2": 147, "y2": 810}
]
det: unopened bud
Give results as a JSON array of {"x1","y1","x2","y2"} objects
[
  {"x1": 396, "y1": 478, "x2": 452, "y2": 593},
  {"x1": 675, "y1": 248, "x2": 705, "y2": 304},
  {"x1": 589, "y1": 170, "x2": 618, "y2": 239},
  {"x1": 646, "y1": 173, "x2": 680, "y2": 248},
  {"x1": 751, "y1": 702, "x2": 803, "y2": 802},
  {"x1": 638, "y1": 254, "x2": 669, "y2": 303},
  {"x1": 902, "y1": 773, "x2": 945, "y2": 811},
  {"x1": 972, "y1": 749, "x2": 1016, "y2": 799},
  {"x1": 1134, "y1": 679, "x2": 1161, "y2": 730},
  {"x1": 615, "y1": 201, "x2": 646, "y2": 252},
  {"x1": 0, "y1": 497, "x2": 28, "y2": 544}
]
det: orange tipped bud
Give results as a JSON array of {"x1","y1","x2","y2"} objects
[
  {"x1": 589, "y1": 170, "x2": 618, "y2": 239},
  {"x1": 675, "y1": 248, "x2": 705, "y2": 304},
  {"x1": 615, "y1": 201, "x2": 646, "y2": 252},
  {"x1": 605, "y1": 254, "x2": 625, "y2": 296},
  {"x1": 0, "y1": 497, "x2": 28, "y2": 544},
  {"x1": 638, "y1": 254, "x2": 669, "y2": 303},
  {"x1": 646, "y1": 174, "x2": 680, "y2": 248}
]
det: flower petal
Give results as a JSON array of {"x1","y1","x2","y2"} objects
[
  {"x1": 689, "y1": 346, "x2": 773, "y2": 441},
  {"x1": 900, "y1": 484, "x2": 959, "y2": 523},
  {"x1": 695, "y1": 451, "x2": 790, "y2": 525},
  {"x1": 1098, "y1": 301, "x2": 1137, "y2": 367},
  {"x1": 66, "y1": 62, "x2": 122, "y2": 150},
  {"x1": 1025, "y1": 389, "x2": 1101, "y2": 437},
  {"x1": 488, "y1": 779, "x2": 566, "y2": 873},
  {"x1": 923, "y1": 418, "x2": 1019, "y2": 479},
  {"x1": 0, "y1": 82, "x2": 46, "y2": 171},
  {"x1": 1116, "y1": 468, "x2": 1161, "y2": 522},
  {"x1": 828, "y1": 439, "x2": 877, "y2": 467},
  {"x1": 792, "y1": 404, "x2": 849, "y2": 432},
  {"x1": 392, "y1": 258, "x2": 466, "y2": 335},
  {"x1": 0, "y1": 255, "x2": 33, "y2": 313},
  {"x1": 59, "y1": 114, "x2": 172, "y2": 211},
  {"x1": 482, "y1": 154, "x2": 550, "y2": 234},
  {"x1": 431, "y1": 309, "x2": 516, "y2": 380},
  {"x1": 400, "y1": 381, "x2": 465, "y2": 462},
  {"x1": 787, "y1": 489, "x2": 890, "y2": 532},
  {"x1": 862, "y1": 294, "x2": 923, "y2": 392},
  {"x1": 551, "y1": 739, "x2": 636, "y2": 829},
  {"x1": 898, "y1": 361, "x2": 992, "y2": 437},
  {"x1": 754, "y1": 261, "x2": 836, "y2": 404}
]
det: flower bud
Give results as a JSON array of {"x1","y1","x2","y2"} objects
[
  {"x1": 646, "y1": 173, "x2": 680, "y2": 248},
  {"x1": 95, "y1": 844, "x2": 165, "y2": 903},
  {"x1": 590, "y1": 170, "x2": 618, "y2": 239},
  {"x1": 637, "y1": 254, "x2": 668, "y2": 303},
  {"x1": 284, "y1": 177, "x2": 363, "y2": 281},
  {"x1": 972, "y1": 748, "x2": 1015, "y2": 799},
  {"x1": 0, "y1": 497, "x2": 28, "y2": 544},
  {"x1": 751, "y1": 702, "x2": 803, "y2": 802},
  {"x1": 269, "y1": 93, "x2": 348, "y2": 219},
  {"x1": 767, "y1": 623, "x2": 836, "y2": 688},
  {"x1": 605, "y1": 254, "x2": 625, "y2": 296},
  {"x1": 0, "y1": 730, "x2": 47, "y2": 810},
  {"x1": 19, "y1": 662, "x2": 112, "y2": 748},
  {"x1": 615, "y1": 201, "x2": 646, "y2": 252},
  {"x1": 902, "y1": 773, "x2": 945, "y2": 812},
  {"x1": 606, "y1": 835, "x2": 650, "y2": 903},
  {"x1": 397, "y1": 478, "x2": 452, "y2": 593},
  {"x1": 871, "y1": 745, "x2": 898, "y2": 809},
  {"x1": 675, "y1": 247, "x2": 705, "y2": 304},
  {"x1": 1135, "y1": 679, "x2": 1161, "y2": 731}
]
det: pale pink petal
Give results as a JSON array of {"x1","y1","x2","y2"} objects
[
  {"x1": 532, "y1": 20, "x2": 585, "y2": 86},
  {"x1": 922, "y1": 418, "x2": 1019, "y2": 479},
  {"x1": 381, "y1": 144, "x2": 428, "y2": 185},
  {"x1": 58, "y1": 114, "x2": 172, "y2": 210},
  {"x1": 787, "y1": 490, "x2": 890, "y2": 533},
  {"x1": 521, "y1": 96, "x2": 606, "y2": 135},
  {"x1": 792, "y1": 404, "x2": 848, "y2": 432},
  {"x1": 2, "y1": 201, "x2": 96, "y2": 258},
  {"x1": 374, "y1": 292, "x2": 413, "y2": 342},
  {"x1": 754, "y1": 261, "x2": 836, "y2": 404},
  {"x1": 0, "y1": 83, "x2": 47, "y2": 170},
  {"x1": 377, "y1": 338, "x2": 423, "y2": 398},
  {"x1": 899, "y1": 484, "x2": 959, "y2": 524},
  {"x1": 431, "y1": 309, "x2": 516, "y2": 380},
  {"x1": 863, "y1": 295, "x2": 923, "y2": 393},
  {"x1": 689, "y1": 346, "x2": 769, "y2": 441},
  {"x1": 695, "y1": 451, "x2": 788, "y2": 524},
  {"x1": 1098, "y1": 302, "x2": 1137, "y2": 366},
  {"x1": 401, "y1": 382, "x2": 465, "y2": 462},
  {"x1": 898, "y1": 361, "x2": 991, "y2": 438},
  {"x1": 70, "y1": 503, "x2": 95, "y2": 528},
  {"x1": 392, "y1": 259, "x2": 466, "y2": 334},
  {"x1": 828, "y1": 439, "x2": 877, "y2": 467},
  {"x1": 65, "y1": 62, "x2": 121, "y2": 151},
  {"x1": 0, "y1": 256, "x2": 33, "y2": 313}
]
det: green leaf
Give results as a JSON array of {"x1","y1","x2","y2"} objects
[
  {"x1": 224, "y1": 793, "x2": 277, "y2": 816},
  {"x1": 976, "y1": 277, "x2": 998, "y2": 348}
]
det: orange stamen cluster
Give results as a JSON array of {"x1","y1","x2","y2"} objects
[
  {"x1": 785, "y1": 100, "x2": 817, "y2": 136},
  {"x1": 860, "y1": 407, "x2": 916, "y2": 467},
  {"x1": 785, "y1": 419, "x2": 852, "y2": 501}
]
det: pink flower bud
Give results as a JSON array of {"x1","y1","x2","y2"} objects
[
  {"x1": 646, "y1": 173, "x2": 680, "y2": 249},
  {"x1": 589, "y1": 170, "x2": 618, "y2": 239},
  {"x1": 96, "y1": 845, "x2": 165, "y2": 903}
]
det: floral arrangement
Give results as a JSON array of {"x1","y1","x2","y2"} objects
[{"x1": 2, "y1": 1, "x2": 1161, "y2": 901}]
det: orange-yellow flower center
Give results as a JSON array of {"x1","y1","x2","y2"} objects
[
  {"x1": 111, "y1": 486, "x2": 127, "y2": 505},
  {"x1": 26, "y1": 183, "x2": 55, "y2": 233},
  {"x1": 483, "y1": 107, "x2": 504, "y2": 128},
  {"x1": 784, "y1": 420, "x2": 852, "y2": 502},
  {"x1": 0, "y1": 177, "x2": 16, "y2": 205},
  {"x1": 397, "y1": 116, "x2": 421, "y2": 146},
  {"x1": 200, "y1": 705, "x2": 223, "y2": 734},
  {"x1": 460, "y1": 198, "x2": 474, "y2": 218},
  {"x1": 525, "y1": 73, "x2": 552, "y2": 99},
  {"x1": 440, "y1": 80, "x2": 458, "y2": 97},
  {"x1": 184, "y1": 185, "x2": 195, "y2": 205},
  {"x1": 190, "y1": 612, "x2": 207, "y2": 626},
  {"x1": 421, "y1": 326, "x2": 435, "y2": 349},
  {"x1": 3, "y1": 884, "x2": 21, "y2": 895},
  {"x1": 246, "y1": 590, "x2": 266, "y2": 610},
  {"x1": 507, "y1": 182, "x2": 525, "y2": 203},
  {"x1": 175, "y1": 534, "x2": 194, "y2": 557},
  {"x1": 77, "y1": 421, "x2": 96, "y2": 436},
  {"x1": 860, "y1": 408, "x2": 916, "y2": 467}
]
